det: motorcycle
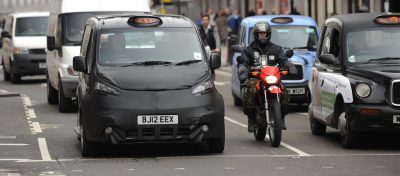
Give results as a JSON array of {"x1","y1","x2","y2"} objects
[{"x1": 246, "y1": 55, "x2": 288, "y2": 147}]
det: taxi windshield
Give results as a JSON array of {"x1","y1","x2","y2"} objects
[
  {"x1": 249, "y1": 25, "x2": 318, "y2": 51},
  {"x1": 347, "y1": 28, "x2": 400, "y2": 64},
  {"x1": 15, "y1": 17, "x2": 48, "y2": 36},
  {"x1": 98, "y1": 28, "x2": 204, "y2": 65}
]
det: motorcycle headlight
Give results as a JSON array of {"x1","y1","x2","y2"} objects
[
  {"x1": 13, "y1": 47, "x2": 29, "y2": 54},
  {"x1": 265, "y1": 75, "x2": 278, "y2": 84},
  {"x1": 95, "y1": 82, "x2": 120, "y2": 96},
  {"x1": 192, "y1": 80, "x2": 214, "y2": 96},
  {"x1": 355, "y1": 83, "x2": 371, "y2": 98}
]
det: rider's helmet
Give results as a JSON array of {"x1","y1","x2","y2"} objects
[{"x1": 253, "y1": 22, "x2": 272, "y2": 45}]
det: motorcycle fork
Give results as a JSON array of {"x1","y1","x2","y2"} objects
[{"x1": 264, "y1": 87, "x2": 280, "y2": 128}]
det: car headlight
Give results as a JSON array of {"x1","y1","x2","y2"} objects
[
  {"x1": 192, "y1": 80, "x2": 214, "y2": 96},
  {"x1": 95, "y1": 82, "x2": 120, "y2": 96},
  {"x1": 13, "y1": 47, "x2": 29, "y2": 54},
  {"x1": 265, "y1": 75, "x2": 278, "y2": 84},
  {"x1": 355, "y1": 83, "x2": 371, "y2": 98}
]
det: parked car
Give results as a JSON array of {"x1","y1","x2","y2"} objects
[
  {"x1": 73, "y1": 13, "x2": 225, "y2": 156},
  {"x1": 231, "y1": 15, "x2": 319, "y2": 107},
  {"x1": 309, "y1": 13, "x2": 400, "y2": 148},
  {"x1": 1, "y1": 11, "x2": 49, "y2": 83},
  {"x1": 46, "y1": 0, "x2": 150, "y2": 112}
]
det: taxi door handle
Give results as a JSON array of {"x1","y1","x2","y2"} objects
[{"x1": 321, "y1": 79, "x2": 324, "y2": 86}]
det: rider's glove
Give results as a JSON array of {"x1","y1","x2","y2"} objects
[{"x1": 238, "y1": 64, "x2": 248, "y2": 82}]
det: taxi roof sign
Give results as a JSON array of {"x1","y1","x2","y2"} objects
[
  {"x1": 373, "y1": 15, "x2": 400, "y2": 25},
  {"x1": 128, "y1": 16, "x2": 162, "y2": 27},
  {"x1": 271, "y1": 17, "x2": 293, "y2": 24}
]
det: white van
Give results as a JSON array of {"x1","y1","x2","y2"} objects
[
  {"x1": 1, "y1": 12, "x2": 49, "y2": 83},
  {"x1": 46, "y1": 0, "x2": 150, "y2": 112}
]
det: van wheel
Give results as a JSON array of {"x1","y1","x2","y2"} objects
[
  {"x1": 208, "y1": 137, "x2": 225, "y2": 153},
  {"x1": 47, "y1": 75, "x2": 58, "y2": 104},
  {"x1": 338, "y1": 112, "x2": 359, "y2": 148},
  {"x1": 58, "y1": 78, "x2": 74, "y2": 112},
  {"x1": 10, "y1": 63, "x2": 21, "y2": 84}
]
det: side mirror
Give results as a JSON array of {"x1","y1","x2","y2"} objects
[
  {"x1": 231, "y1": 44, "x2": 244, "y2": 53},
  {"x1": 47, "y1": 36, "x2": 59, "y2": 51},
  {"x1": 1, "y1": 31, "x2": 10, "y2": 38},
  {"x1": 319, "y1": 54, "x2": 337, "y2": 65},
  {"x1": 73, "y1": 56, "x2": 87, "y2": 73},
  {"x1": 285, "y1": 49, "x2": 294, "y2": 58},
  {"x1": 210, "y1": 52, "x2": 221, "y2": 70}
]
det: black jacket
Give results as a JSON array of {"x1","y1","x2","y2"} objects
[
  {"x1": 199, "y1": 25, "x2": 217, "y2": 50},
  {"x1": 241, "y1": 40, "x2": 291, "y2": 67}
]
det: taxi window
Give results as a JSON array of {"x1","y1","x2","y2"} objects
[
  {"x1": 98, "y1": 28, "x2": 204, "y2": 65},
  {"x1": 346, "y1": 28, "x2": 400, "y2": 63}
]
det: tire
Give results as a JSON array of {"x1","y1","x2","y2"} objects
[
  {"x1": 10, "y1": 63, "x2": 21, "y2": 84},
  {"x1": 208, "y1": 137, "x2": 225, "y2": 153},
  {"x1": 80, "y1": 123, "x2": 97, "y2": 157},
  {"x1": 233, "y1": 95, "x2": 242, "y2": 106},
  {"x1": 58, "y1": 78, "x2": 74, "y2": 112},
  {"x1": 338, "y1": 112, "x2": 359, "y2": 148},
  {"x1": 310, "y1": 117, "x2": 326, "y2": 136},
  {"x1": 47, "y1": 74, "x2": 58, "y2": 105},
  {"x1": 254, "y1": 127, "x2": 266, "y2": 141},
  {"x1": 268, "y1": 98, "x2": 282, "y2": 147},
  {"x1": 3, "y1": 63, "x2": 10, "y2": 81}
]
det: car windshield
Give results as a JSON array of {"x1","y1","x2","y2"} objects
[
  {"x1": 15, "y1": 17, "x2": 48, "y2": 36},
  {"x1": 249, "y1": 25, "x2": 318, "y2": 51},
  {"x1": 98, "y1": 28, "x2": 204, "y2": 65},
  {"x1": 347, "y1": 28, "x2": 400, "y2": 64}
]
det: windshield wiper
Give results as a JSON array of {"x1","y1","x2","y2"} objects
[
  {"x1": 363, "y1": 57, "x2": 400, "y2": 64},
  {"x1": 120, "y1": 61, "x2": 173, "y2": 67},
  {"x1": 292, "y1": 46, "x2": 316, "y2": 51},
  {"x1": 175, "y1": 60, "x2": 202, "y2": 66}
]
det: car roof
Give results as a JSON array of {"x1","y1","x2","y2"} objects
[
  {"x1": 9, "y1": 11, "x2": 49, "y2": 18},
  {"x1": 92, "y1": 13, "x2": 195, "y2": 29},
  {"x1": 241, "y1": 15, "x2": 318, "y2": 28},
  {"x1": 326, "y1": 13, "x2": 400, "y2": 31}
]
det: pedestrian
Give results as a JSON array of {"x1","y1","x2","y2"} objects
[
  {"x1": 228, "y1": 8, "x2": 242, "y2": 35},
  {"x1": 290, "y1": 6, "x2": 301, "y2": 15},
  {"x1": 215, "y1": 9, "x2": 229, "y2": 46},
  {"x1": 198, "y1": 14, "x2": 221, "y2": 53}
]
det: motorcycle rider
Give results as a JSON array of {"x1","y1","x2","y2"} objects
[{"x1": 237, "y1": 21, "x2": 298, "y2": 132}]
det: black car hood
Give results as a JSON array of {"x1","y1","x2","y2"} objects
[
  {"x1": 348, "y1": 64, "x2": 400, "y2": 81},
  {"x1": 96, "y1": 64, "x2": 209, "y2": 90}
]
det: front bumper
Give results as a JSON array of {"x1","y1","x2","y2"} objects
[
  {"x1": 348, "y1": 104, "x2": 400, "y2": 132},
  {"x1": 12, "y1": 54, "x2": 46, "y2": 75},
  {"x1": 80, "y1": 88, "x2": 225, "y2": 144},
  {"x1": 283, "y1": 81, "x2": 310, "y2": 104}
]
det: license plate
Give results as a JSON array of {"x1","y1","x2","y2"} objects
[
  {"x1": 393, "y1": 115, "x2": 400, "y2": 124},
  {"x1": 138, "y1": 115, "x2": 178, "y2": 125},
  {"x1": 287, "y1": 88, "x2": 305, "y2": 95},
  {"x1": 39, "y1": 62, "x2": 47, "y2": 68}
]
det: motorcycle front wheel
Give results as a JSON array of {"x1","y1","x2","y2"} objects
[{"x1": 268, "y1": 98, "x2": 282, "y2": 147}]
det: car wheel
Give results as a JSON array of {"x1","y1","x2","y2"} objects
[
  {"x1": 80, "y1": 123, "x2": 97, "y2": 157},
  {"x1": 338, "y1": 112, "x2": 359, "y2": 148},
  {"x1": 58, "y1": 78, "x2": 74, "y2": 112},
  {"x1": 310, "y1": 117, "x2": 326, "y2": 136},
  {"x1": 47, "y1": 74, "x2": 58, "y2": 105},
  {"x1": 208, "y1": 136, "x2": 225, "y2": 153}
]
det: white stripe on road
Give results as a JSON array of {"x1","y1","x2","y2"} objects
[
  {"x1": 27, "y1": 109, "x2": 37, "y2": 119},
  {"x1": 214, "y1": 81, "x2": 230, "y2": 86},
  {"x1": 0, "y1": 144, "x2": 29, "y2": 146},
  {"x1": 32, "y1": 122, "x2": 42, "y2": 133},
  {"x1": 224, "y1": 116, "x2": 311, "y2": 157},
  {"x1": 38, "y1": 138, "x2": 52, "y2": 161},
  {"x1": 22, "y1": 96, "x2": 32, "y2": 106}
]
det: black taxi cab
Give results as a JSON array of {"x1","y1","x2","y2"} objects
[
  {"x1": 73, "y1": 13, "x2": 224, "y2": 156},
  {"x1": 309, "y1": 13, "x2": 400, "y2": 148}
]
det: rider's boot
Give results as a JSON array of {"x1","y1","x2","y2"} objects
[{"x1": 247, "y1": 113, "x2": 256, "y2": 133}]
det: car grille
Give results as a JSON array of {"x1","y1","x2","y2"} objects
[
  {"x1": 392, "y1": 80, "x2": 400, "y2": 106},
  {"x1": 281, "y1": 64, "x2": 303, "y2": 81},
  {"x1": 126, "y1": 126, "x2": 190, "y2": 138},
  {"x1": 29, "y1": 49, "x2": 46, "y2": 54}
]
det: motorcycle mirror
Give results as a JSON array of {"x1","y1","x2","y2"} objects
[{"x1": 285, "y1": 49, "x2": 294, "y2": 58}]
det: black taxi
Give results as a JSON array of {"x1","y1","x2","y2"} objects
[
  {"x1": 309, "y1": 13, "x2": 400, "y2": 148},
  {"x1": 73, "y1": 13, "x2": 224, "y2": 156}
]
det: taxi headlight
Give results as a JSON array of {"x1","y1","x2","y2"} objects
[
  {"x1": 265, "y1": 76, "x2": 278, "y2": 84},
  {"x1": 355, "y1": 83, "x2": 371, "y2": 98},
  {"x1": 192, "y1": 80, "x2": 214, "y2": 96},
  {"x1": 95, "y1": 82, "x2": 120, "y2": 96}
]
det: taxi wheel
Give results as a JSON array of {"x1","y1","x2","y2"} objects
[
  {"x1": 310, "y1": 117, "x2": 326, "y2": 136},
  {"x1": 208, "y1": 137, "x2": 225, "y2": 153},
  {"x1": 81, "y1": 123, "x2": 97, "y2": 157},
  {"x1": 338, "y1": 112, "x2": 359, "y2": 148}
]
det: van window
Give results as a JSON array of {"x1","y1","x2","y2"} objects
[
  {"x1": 15, "y1": 17, "x2": 48, "y2": 36},
  {"x1": 98, "y1": 28, "x2": 204, "y2": 65}
]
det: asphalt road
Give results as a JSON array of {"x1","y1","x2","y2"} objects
[{"x1": 0, "y1": 68, "x2": 400, "y2": 176}]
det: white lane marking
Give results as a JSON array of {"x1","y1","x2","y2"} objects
[
  {"x1": 39, "y1": 83, "x2": 47, "y2": 88},
  {"x1": 214, "y1": 81, "x2": 230, "y2": 86},
  {"x1": 0, "y1": 159, "x2": 29, "y2": 161},
  {"x1": 0, "y1": 144, "x2": 29, "y2": 146},
  {"x1": 38, "y1": 138, "x2": 52, "y2": 161},
  {"x1": 295, "y1": 113, "x2": 308, "y2": 116},
  {"x1": 215, "y1": 69, "x2": 232, "y2": 77},
  {"x1": 32, "y1": 122, "x2": 42, "y2": 133},
  {"x1": 323, "y1": 166, "x2": 334, "y2": 169},
  {"x1": 223, "y1": 167, "x2": 235, "y2": 170},
  {"x1": 224, "y1": 116, "x2": 311, "y2": 157},
  {"x1": 71, "y1": 170, "x2": 82, "y2": 172},
  {"x1": 22, "y1": 96, "x2": 32, "y2": 106},
  {"x1": 275, "y1": 167, "x2": 285, "y2": 170},
  {"x1": 0, "y1": 136, "x2": 17, "y2": 139},
  {"x1": 174, "y1": 168, "x2": 185, "y2": 170},
  {"x1": 27, "y1": 109, "x2": 37, "y2": 119},
  {"x1": 15, "y1": 159, "x2": 56, "y2": 163},
  {"x1": 124, "y1": 169, "x2": 135, "y2": 171},
  {"x1": 0, "y1": 89, "x2": 8, "y2": 93}
]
